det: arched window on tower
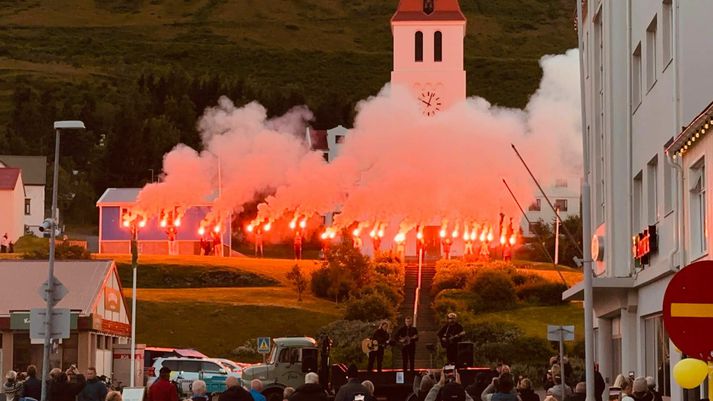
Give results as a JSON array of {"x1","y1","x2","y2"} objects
[
  {"x1": 423, "y1": 0, "x2": 434, "y2": 14},
  {"x1": 434, "y1": 31, "x2": 442, "y2": 62},
  {"x1": 415, "y1": 31, "x2": 423, "y2": 62}
]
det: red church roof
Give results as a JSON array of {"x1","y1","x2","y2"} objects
[
  {"x1": 0, "y1": 168, "x2": 20, "y2": 190},
  {"x1": 392, "y1": 0, "x2": 466, "y2": 22}
]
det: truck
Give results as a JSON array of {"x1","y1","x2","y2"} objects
[{"x1": 240, "y1": 335, "x2": 491, "y2": 400}]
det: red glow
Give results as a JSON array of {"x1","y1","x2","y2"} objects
[
  {"x1": 214, "y1": 225, "x2": 221, "y2": 233},
  {"x1": 246, "y1": 224, "x2": 254, "y2": 232},
  {"x1": 439, "y1": 229, "x2": 446, "y2": 238},
  {"x1": 499, "y1": 236, "x2": 506, "y2": 245},
  {"x1": 160, "y1": 220, "x2": 167, "y2": 228},
  {"x1": 122, "y1": 220, "x2": 130, "y2": 228},
  {"x1": 509, "y1": 235, "x2": 516, "y2": 246},
  {"x1": 139, "y1": 219, "x2": 147, "y2": 228},
  {"x1": 173, "y1": 218, "x2": 181, "y2": 227},
  {"x1": 198, "y1": 227, "x2": 206, "y2": 235},
  {"x1": 299, "y1": 220, "x2": 307, "y2": 228},
  {"x1": 263, "y1": 223, "x2": 271, "y2": 231}
]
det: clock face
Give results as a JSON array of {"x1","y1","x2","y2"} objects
[{"x1": 418, "y1": 90, "x2": 442, "y2": 116}]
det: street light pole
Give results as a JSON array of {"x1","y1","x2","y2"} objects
[
  {"x1": 130, "y1": 225, "x2": 138, "y2": 387},
  {"x1": 41, "y1": 121, "x2": 84, "y2": 401}
]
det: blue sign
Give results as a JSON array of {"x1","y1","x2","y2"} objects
[{"x1": 257, "y1": 337, "x2": 271, "y2": 354}]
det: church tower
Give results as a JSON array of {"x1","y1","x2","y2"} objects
[{"x1": 390, "y1": 0, "x2": 467, "y2": 116}]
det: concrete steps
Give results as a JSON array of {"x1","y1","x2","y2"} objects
[{"x1": 396, "y1": 263, "x2": 439, "y2": 369}]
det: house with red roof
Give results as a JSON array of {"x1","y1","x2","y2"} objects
[{"x1": 0, "y1": 167, "x2": 25, "y2": 245}]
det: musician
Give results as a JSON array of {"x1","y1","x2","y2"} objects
[
  {"x1": 442, "y1": 237, "x2": 453, "y2": 260},
  {"x1": 367, "y1": 321, "x2": 391, "y2": 372},
  {"x1": 437, "y1": 313, "x2": 465, "y2": 364},
  {"x1": 395, "y1": 317, "x2": 418, "y2": 372}
]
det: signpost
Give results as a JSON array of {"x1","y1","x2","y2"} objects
[
  {"x1": 548, "y1": 325, "x2": 575, "y2": 382},
  {"x1": 257, "y1": 337, "x2": 271, "y2": 363},
  {"x1": 663, "y1": 261, "x2": 713, "y2": 400},
  {"x1": 30, "y1": 308, "x2": 71, "y2": 341}
]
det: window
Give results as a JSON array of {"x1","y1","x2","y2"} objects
[
  {"x1": 201, "y1": 362, "x2": 223, "y2": 373},
  {"x1": 644, "y1": 316, "x2": 671, "y2": 397},
  {"x1": 179, "y1": 360, "x2": 202, "y2": 372},
  {"x1": 611, "y1": 317, "x2": 622, "y2": 378},
  {"x1": 162, "y1": 360, "x2": 180, "y2": 371},
  {"x1": 278, "y1": 347, "x2": 301, "y2": 363},
  {"x1": 528, "y1": 199, "x2": 541, "y2": 212},
  {"x1": 24, "y1": 198, "x2": 31, "y2": 215},
  {"x1": 423, "y1": 0, "x2": 434, "y2": 14},
  {"x1": 647, "y1": 156, "x2": 658, "y2": 223},
  {"x1": 662, "y1": 0, "x2": 673, "y2": 66},
  {"x1": 646, "y1": 16, "x2": 657, "y2": 89},
  {"x1": 322, "y1": 152, "x2": 329, "y2": 162},
  {"x1": 633, "y1": 172, "x2": 643, "y2": 232},
  {"x1": 415, "y1": 31, "x2": 423, "y2": 62},
  {"x1": 335, "y1": 135, "x2": 345, "y2": 144},
  {"x1": 690, "y1": 158, "x2": 707, "y2": 255},
  {"x1": 632, "y1": 43, "x2": 642, "y2": 110},
  {"x1": 555, "y1": 179, "x2": 568, "y2": 188},
  {"x1": 434, "y1": 31, "x2": 443, "y2": 62},
  {"x1": 554, "y1": 199, "x2": 568, "y2": 212},
  {"x1": 664, "y1": 138, "x2": 676, "y2": 214}
]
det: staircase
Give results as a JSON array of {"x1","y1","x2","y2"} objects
[{"x1": 398, "y1": 262, "x2": 438, "y2": 369}]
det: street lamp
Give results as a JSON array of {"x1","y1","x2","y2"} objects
[{"x1": 41, "y1": 120, "x2": 85, "y2": 401}]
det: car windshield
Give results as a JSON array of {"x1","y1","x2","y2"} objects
[{"x1": 267, "y1": 345, "x2": 278, "y2": 364}]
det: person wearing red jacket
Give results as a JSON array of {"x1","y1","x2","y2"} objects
[{"x1": 149, "y1": 367, "x2": 179, "y2": 401}]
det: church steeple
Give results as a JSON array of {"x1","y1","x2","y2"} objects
[
  {"x1": 423, "y1": 0, "x2": 434, "y2": 15},
  {"x1": 392, "y1": 0, "x2": 466, "y2": 23}
]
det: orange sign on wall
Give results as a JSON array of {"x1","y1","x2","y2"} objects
[{"x1": 104, "y1": 287, "x2": 121, "y2": 313}]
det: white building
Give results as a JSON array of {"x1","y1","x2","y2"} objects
[
  {"x1": 521, "y1": 176, "x2": 581, "y2": 237},
  {"x1": 0, "y1": 168, "x2": 25, "y2": 243},
  {"x1": 0, "y1": 155, "x2": 47, "y2": 236},
  {"x1": 565, "y1": 2, "x2": 713, "y2": 400}
]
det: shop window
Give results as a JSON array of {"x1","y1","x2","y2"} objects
[{"x1": 644, "y1": 315, "x2": 671, "y2": 397}]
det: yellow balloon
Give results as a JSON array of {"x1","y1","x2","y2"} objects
[{"x1": 673, "y1": 358, "x2": 709, "y2": 389}]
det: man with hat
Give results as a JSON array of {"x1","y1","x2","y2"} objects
[
  {"x1": 631, "y1": 377, "x2": 653, "y2": 401},
  {"x1": 437, "y1": 313, "x2": 465, "y2": 364},
  {"x1": 149, "y1": 367, "x2": 179, "y2": 401}
]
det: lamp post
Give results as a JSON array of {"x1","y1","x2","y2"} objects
[
  {"x1": 122, "y1": 218, "x2": 144, "y2": 387},
  {"x1": 41, "y1": 121, "x2": 85, "y2": 401}
]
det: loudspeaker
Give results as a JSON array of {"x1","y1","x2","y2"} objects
[
  {"x1": 302, "y1": 348, "x2": 318, "y2": 373},
  {"x1": 456, "y1": 342, "x2": 474, "y2": 368}
]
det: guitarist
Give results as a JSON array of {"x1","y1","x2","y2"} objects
[
  {"x1": 367, "y1": 321, "x2": 391, "y2": 372},
  {"x1": 437, "y1": 313, "x2": 466, "y2": 364},
  {"x1": 395, "y1": 317, "x2": 418, "y2": 372}
]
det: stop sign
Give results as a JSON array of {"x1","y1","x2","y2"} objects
[{"x1": 663, "y1": 260, "x2": 713, "y2": 361}]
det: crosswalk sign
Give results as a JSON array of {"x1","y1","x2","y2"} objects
[{"x1": 257, "y1": 337, "x2": 271, "y2": 354}]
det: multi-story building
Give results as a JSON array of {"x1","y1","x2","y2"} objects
[
  {"x1": 521, "y1": 176, "x2": 581, "y2": 237},
  {"x1": 566, "y1": 1, "x2": 713, "y2": 400},
  {"x1": 0, "y1": 155, "x2": 47, "y2": 236}
]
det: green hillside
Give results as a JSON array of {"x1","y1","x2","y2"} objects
[{"x1": 0, "y1": 0, "x2": 576, "y2": 225}]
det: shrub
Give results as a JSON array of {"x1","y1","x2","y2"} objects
[
  {"x1": 432, "y1": 289, "x2": 470, "y2": 316},
  {"x1": 317, "y1": 320, "x2": 379, "y2": 367},
  {"x1": 462, "y1": 321, "x2": 522, "y2": 348},
  {"x1": 467, "y1": 270, "x2": 517, "y2": 312},
  {"x1": 310, "y1": 266, "x2": 352, "y2": 302},
  {"x1": 477, "y1": 335, "x2": 554, "y2": 366},
  {"x1": 361, "y1": 281, "x2": 403, "y2": 306},
  {"x1": 432, "y1": 260, "x2": 475, "y2": 294},
  {"x1": 516, "y1": 281, "x2": 568, "y2": 305},
  {"x1": 344, "y1": 292, "x2": 395, "y2": 322},
  {"x1": 22, "y1": 242, "x2": 91, "y2": 260}
]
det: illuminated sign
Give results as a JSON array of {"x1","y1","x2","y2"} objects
[{"x1": 632, "y1": 225, "x2": 658, "y2": 266}]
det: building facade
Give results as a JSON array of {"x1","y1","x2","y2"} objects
[
  {"x1": 0, "y1": 156, "x2": 47, "y2": 236},
  {"x1": 566, "y1": 1, "x2": 713, "y2": 400},
  {"x1": 0, "y1": 168, "x2": 25, "y2": 243},
  {"x1": 521, "y1": 176, "x2": 581, "y2": 237}
]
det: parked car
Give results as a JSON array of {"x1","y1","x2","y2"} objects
[
  {"x1": 146, "y1": 357, "x2": 241, "y2": 395},
  {"x1": 215, "y1": 358, "x2": 243, "y2": 375}
]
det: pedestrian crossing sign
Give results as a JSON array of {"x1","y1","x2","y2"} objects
[{"x1": 257, "y1": 337, "x2": 271, "y2": 354}]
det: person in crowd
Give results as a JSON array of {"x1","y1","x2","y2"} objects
[
  {"x1": 367, "y1": 321, "x2": 391, "y2": 372},
  {"x1": 645, "y1": 377, "x2": 662, "y2": 401},
  {"x1": 565, "y1": 382, "x2": 586, "y2": 401},
  {"x1": 481, "y1": 369, "x2": 517, "y2": 399},
  {"x1": 631, "y1": 377, "x2": 653, "y2": 401},
  {"x1": 517, "y1": 378, "x2": 539, "y2": 401},
  {"x1": 148, "y1": 367, "x2": 179, "y2": 401},
  {"x1": 49, "y1": 367, "x2": 86, "y2": 401},
  {"x1": 1, "y1": 233, "x2": 8, "y2": 253},
  {"x1": 396, "y1": 317, "x2": 419, "y2": 372},
  {"x1": 249, "y1": 379, "x2": 267, "y2": 401},
  {"x1": 335, "y1": 364, "x2": 369, "y2": 401},
  {"x1": 548, "y1": 375, "x2": 573, "y2": 401},
  {"x1": 218, "y1": 377, "x2": 252, "y2": 401},
  {"x1": 593, "y1": 364, "x2": 606, "y2": 401},
  {"x1": 612, "y1": 375, "x2": 634, "y2": 401},
  {"x1": 437, "y1": 313, "x2": 465, "y2": 364},
  {"x1": 106, "y1": 391, "x2": 123, "y2": 401},
  {"x1": 3, "y1": 370, "x2": 23, "y2": 401},
  {"x1": 293, "y1": 232, "x2": 302, "y2": 260},
  {"x1": 189, "y1": 380, "x2": 209, "y2": 401},
  {"x1": 361, "y1": 380, "x2": 377, "y2": 401},
  {"x1": 425, "y1": 366, "x2": 473, "y2": 401},
  {"x1": 466, "y1": 371, "x2": 495, "y2": 401},
  {"x1": 282, "y1": 387, "x2": 294, "y2": 401},
  {"x1": 412, "y1": 371, "x2": 435, "y2": 401},
  {"x1": 22, "y1": 365, "x2": 41, "y2": 401},
  {"x1": 481, "y1": 372, "x2": 517, "y2": 401},
  {"x1": 79, "y1": 367, "x2": 108, "y2": 401},
  {"x1": 289, "y1": 372, "x2": 328, "y2": 401}
]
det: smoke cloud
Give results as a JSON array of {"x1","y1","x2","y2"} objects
[{"x1": 136, "y1": 49, "x2": 582, "y2": 238}]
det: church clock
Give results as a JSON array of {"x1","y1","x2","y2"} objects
[{"x1": 418, "y1": 89, "x2": 442, "y2": 116}]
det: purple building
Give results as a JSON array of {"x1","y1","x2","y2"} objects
[{"x1": 96, "y1": 188, "x2": 231, "y2": 255}]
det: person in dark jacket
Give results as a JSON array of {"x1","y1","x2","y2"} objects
[
  {"x1": 367, "y1": 321, "x2": 391, "y2": 372},
  {"x1": 289, "y1": 372, "x2": 328, "y2": 401},
  {"x1": 517, "y1": 378, "x2": 540, "y2": 401},
  {"x1": 412, "y1": 371, "x2": 435, "y2": 401},
  {"x1": 335, "y1": 365, "x2": 370, "y2": 401},
  {"x1": 645, "y1": 377, "x2": 663, "y2": 401},
  {"x1": 148, "y1": 367, "x2": 179, "y2": 401},
  {"x1": 49, "y1": 368, "x2": 86, "y2": 401},
  {"x1": 78, "y1": 367, "x2": 107, "y2": 401},
  {"x1": 23, "y1": 365, "x2": 42, "y2": 401},
  {"x1": 565, "y1": 382, "x2": 586, "y2": 401},
  {"x1": 218, "y1": 377, "x2": 253, "y2": 401}
]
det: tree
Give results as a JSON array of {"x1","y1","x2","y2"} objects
[
  {"x1": 286, "y1": 264, "x2": 308, "y2": 302},
  {"x1": 516, "y1": 215, "x2": 582, "y2": 268}
]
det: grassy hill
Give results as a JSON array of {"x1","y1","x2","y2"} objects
[{"x1": 0, "y1": 0, "x2": 576, "y2": 124}]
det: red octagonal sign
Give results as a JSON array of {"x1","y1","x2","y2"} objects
[{"x1": 663, "y1": 260, "x2": 713, "y2": 361}]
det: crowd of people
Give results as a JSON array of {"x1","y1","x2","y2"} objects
[{"x1": 2, "y1": 365, "x2": 118, "y2": 401}]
